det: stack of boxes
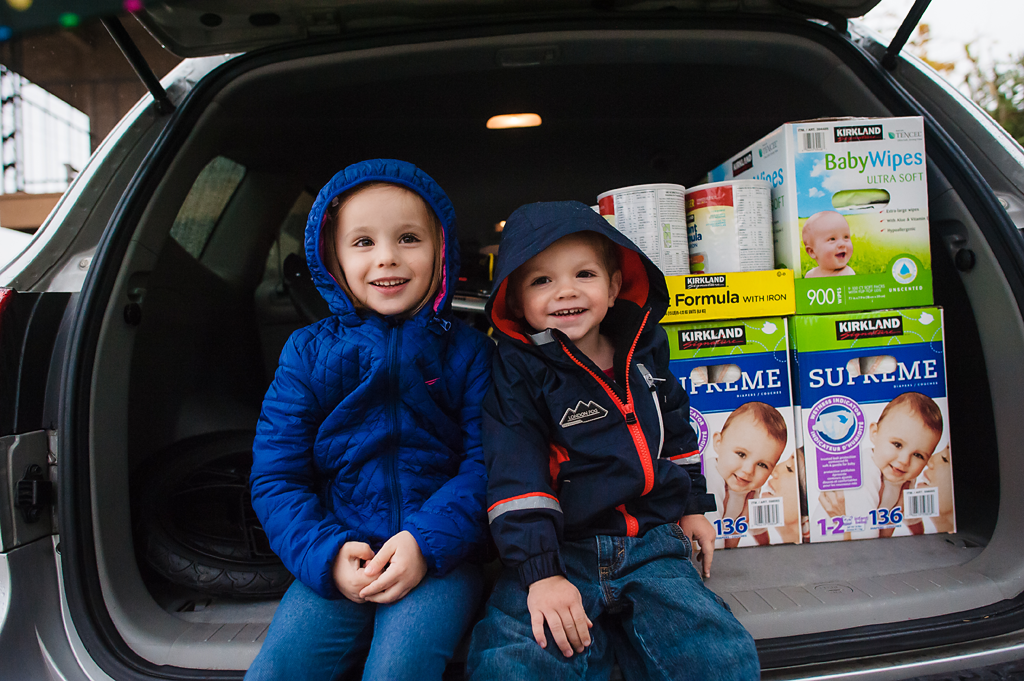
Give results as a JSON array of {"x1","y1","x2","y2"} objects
[{"x1": 655, "y1": 116, "x2": 954, "y2": 549}]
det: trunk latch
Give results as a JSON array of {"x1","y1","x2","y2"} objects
[{"x1": 15, "y1": 464, "x2": 52, "y2": 524}]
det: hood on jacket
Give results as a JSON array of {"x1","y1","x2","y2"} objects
[
  {"x1": 486, "y1": 200, "x2": 668, "y2": 344},
  {"x1": 305, "y1": 158, "x2": 460, "y2": 320}
]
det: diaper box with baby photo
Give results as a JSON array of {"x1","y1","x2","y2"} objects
[
  {"x1": 666, "y1": 317, "x2": 801, "y2": 548},
  {"x1": 706, "y1": 117, "x2": 933, "y2": 315},
  {"x1": 790, "y1": 307, "x2": 955, "y2": 543}
]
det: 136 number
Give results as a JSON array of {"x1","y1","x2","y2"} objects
[
  {"x1": 714, "y1": 517, "x2": 749, "y2": 536},
  {"x1": 869, "y1": 507, "x2": 903, "y2": 526}
]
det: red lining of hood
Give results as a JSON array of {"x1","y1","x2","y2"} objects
[
  {"x1": 615, "y1": 245, "x2": 649, "y2": 309},
  {"x1": 491, "y1": 242, "x2": 650, "y2": 344},
  {"x1": 491, "y1": 278, "x2": 530, "y2": 343}
]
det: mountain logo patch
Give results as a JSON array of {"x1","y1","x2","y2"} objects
[{"x1": 559, "y1": 401, "x2": 609, "y2": 428}]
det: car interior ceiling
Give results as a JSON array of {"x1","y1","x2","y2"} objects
[{"x1": 82, "y1": 26, "x2": 1013, "y2": 669}]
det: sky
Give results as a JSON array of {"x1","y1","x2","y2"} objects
[{"x1": 861, "y1": 0, "x2": 1024, "y2": 93}]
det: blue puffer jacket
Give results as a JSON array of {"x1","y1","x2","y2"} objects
[{"x1": 251, "y1": 159, "x2": 493, "y2": 599}]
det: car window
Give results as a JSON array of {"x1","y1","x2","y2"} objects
[
  {"x1": 168, "y1": 156, "x2": 246, "y2": 259},
  {"x1": 262, "y1": 190, "x2": 315, "y2": 290}
]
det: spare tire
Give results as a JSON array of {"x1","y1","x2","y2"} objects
[{"x1": 134, "y1": 431, "x2": 294, "y2": 598}]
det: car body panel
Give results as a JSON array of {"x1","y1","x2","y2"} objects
[
  {"x1": 134, "y1": 0, "x2": 885, "y2": 58},
  {"x1": 3, "y1": 6, "x2": 1024, "y2": 680}
]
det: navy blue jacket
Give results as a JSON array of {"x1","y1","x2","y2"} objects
[
  {"x1": 484, "y1": 201, "x2": 714, "y2": 586},
  {"x1": 251, "y1": 160, "x2": 493, "y2": 599}
]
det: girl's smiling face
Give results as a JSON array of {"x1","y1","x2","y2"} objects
[
  {"x1": 713, "y1": 414, "x2": 785, "y2": 493},
  {"x1": 869, "y1": 404, "x2": 941, "y2": 484},
  {"x1": 334, "y1": 184, "x2": 437, "y2": 316}
]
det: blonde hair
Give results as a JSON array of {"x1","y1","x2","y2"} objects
[{"x1": 320, "y1": 181, "x2": 444, "y2": 318}]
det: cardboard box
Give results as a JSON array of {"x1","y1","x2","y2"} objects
[
  {"x1": 791, "y1": 307, "x2": 955, "y2": 543},
  {"x1": 667, "y1": 317, "x2": 801, "y2": 548},
  {"x1": 707, "y1": 117, "x2": 933, "y2": 314},
  {"x1": 662, "y1": 269, "x2": 795, "y2": 323}
]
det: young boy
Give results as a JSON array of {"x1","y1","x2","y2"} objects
[
  {"x1": 816, "y1": 392, "x2": 943, "y2": 540},
  {"x1": 802, "y1": 210, "x2": 855, "y2": 277},
  {"x1": 468, "y1": 201, "x2": 759, "y2": 680},
  {"x1": 710, "y1": 402, "x2": 789, "y2": 548}
]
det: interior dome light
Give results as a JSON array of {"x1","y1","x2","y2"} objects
[{"x1": 486, "y1": 114, "x2": 542, "y2": 129}]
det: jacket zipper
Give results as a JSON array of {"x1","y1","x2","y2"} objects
[
  {"x1": 558, "y1": 309, "x2": 655, "y2": 496},
  {"x1": 386, "y1": 324, "x2": 403, "y2": 537}
]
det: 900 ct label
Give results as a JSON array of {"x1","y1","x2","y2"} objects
[
  {"x1": 817, "y1": 506, "x2": 904, "y2": 536},
  {"x1": 806, "y1": 285, "x2": 844, "y2": 307}
]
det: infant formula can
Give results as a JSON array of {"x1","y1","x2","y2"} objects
[
  {"x1": 597, "y1": 183, "x2": 689, "y2": 276},
  {"x1": 686, "y1": 180, "x2": 773, "y2": 274}
]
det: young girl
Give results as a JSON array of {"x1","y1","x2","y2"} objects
[{"x1": 245, "y1": 159, "x2": 493, "y2": 681}]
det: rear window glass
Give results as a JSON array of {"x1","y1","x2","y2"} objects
[
  {"x1": 263, "y1": 191, "x2": 315, "y2": 289},
  {"x1": 169, "y1": 156, "x2": 246, "y2": 258}
]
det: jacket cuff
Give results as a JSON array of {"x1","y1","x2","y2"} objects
[
  {"x1": 304, "y1": 532, "x2": 352, "y2": 600},
  {"x1": 684, "y1": 493, "x2": 717, "y2": 516},
  {"x1": 516, "y1": 551, "x2": 566, "y2": 587},
  {"x1": 403, "y1": 523, "x2": 440, "y2": 575}
]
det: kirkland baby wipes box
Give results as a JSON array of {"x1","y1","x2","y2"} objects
[
  {"x1": 707, "y1": 117, "x2": 932, "y2": 314},
  {"x1": 667, "y1": 317, "x2": 801, "y2": 548},
  {"x1": 791, "y1": 307, "x2": 954, "y2": 543}
]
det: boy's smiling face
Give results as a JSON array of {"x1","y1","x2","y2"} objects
[
  {"x1": 511, "y1": 233, "x2": 621, "y2": 349},
  {"x1": 803, "y1": 211, "x2": 853, "y2": 272},
  {"x1": 713, "y1": 413, "x2": 785, "y2": 493},
  {"x1": 869, "y1": 403, "x2": 941, "y2": 484}
]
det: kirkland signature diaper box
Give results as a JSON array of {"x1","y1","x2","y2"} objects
[
  {"x1": 666, "y1": 317, "x2": 801, "y2": 548},
  {"x1": 706, "y1": 117, "x2": 933, "y2": 314},
  {"x1": 790, "y1": 307, "x2": 955, "y2": 543}
]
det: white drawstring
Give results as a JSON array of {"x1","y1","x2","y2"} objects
[{"x1": 635, "y1": 363, "x2": 664, "y2": 458}]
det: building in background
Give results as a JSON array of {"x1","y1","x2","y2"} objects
[{"x1": 0, "y1": 14, "x2": 179, "y2": 246}]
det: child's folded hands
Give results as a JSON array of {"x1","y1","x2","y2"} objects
[
  {"x1": 359, "y1": 530, "x2": 429, "y2": 604},
  {"x1": 333, "y1": 541, "x2": 377, "y2": 603}
]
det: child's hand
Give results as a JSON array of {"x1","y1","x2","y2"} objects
[
  {"x1": 333, "y1": 541, "x2": 376, "y2": 603},
  {"x1": 358, "y1": 530, "x2": 428, "y2": 604},
  {"x1": 681, "y1": 514, "x2": 716, "y2": 579},
  {"x1": 527, "y1": 575, "x2": 593, "y2": 657}
]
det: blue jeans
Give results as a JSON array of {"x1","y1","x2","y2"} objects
[
  {"x1": 245, "y1": 563, "x2": 482, "y2": 681},
  {"x1": 466, "y1": 523, "x2": 759, "y2": 681}
]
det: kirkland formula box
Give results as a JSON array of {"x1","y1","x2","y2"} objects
[
  {"x1": 662, "y1": 269, "x2": 795, "y2": 323},
  {"x1": 707, "y1": 117, "x2": 932, "y2": 314},
  {"x1": 667, "y1": 317, "x2": 801, "y2": 548},
  {"x1": 791, "y1": 307, "x2": 955, "y2": 543}
]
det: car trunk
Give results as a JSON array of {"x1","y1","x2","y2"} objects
[{"x1": 64, "y1": 12, "x2": 1024, "y2": 676}]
